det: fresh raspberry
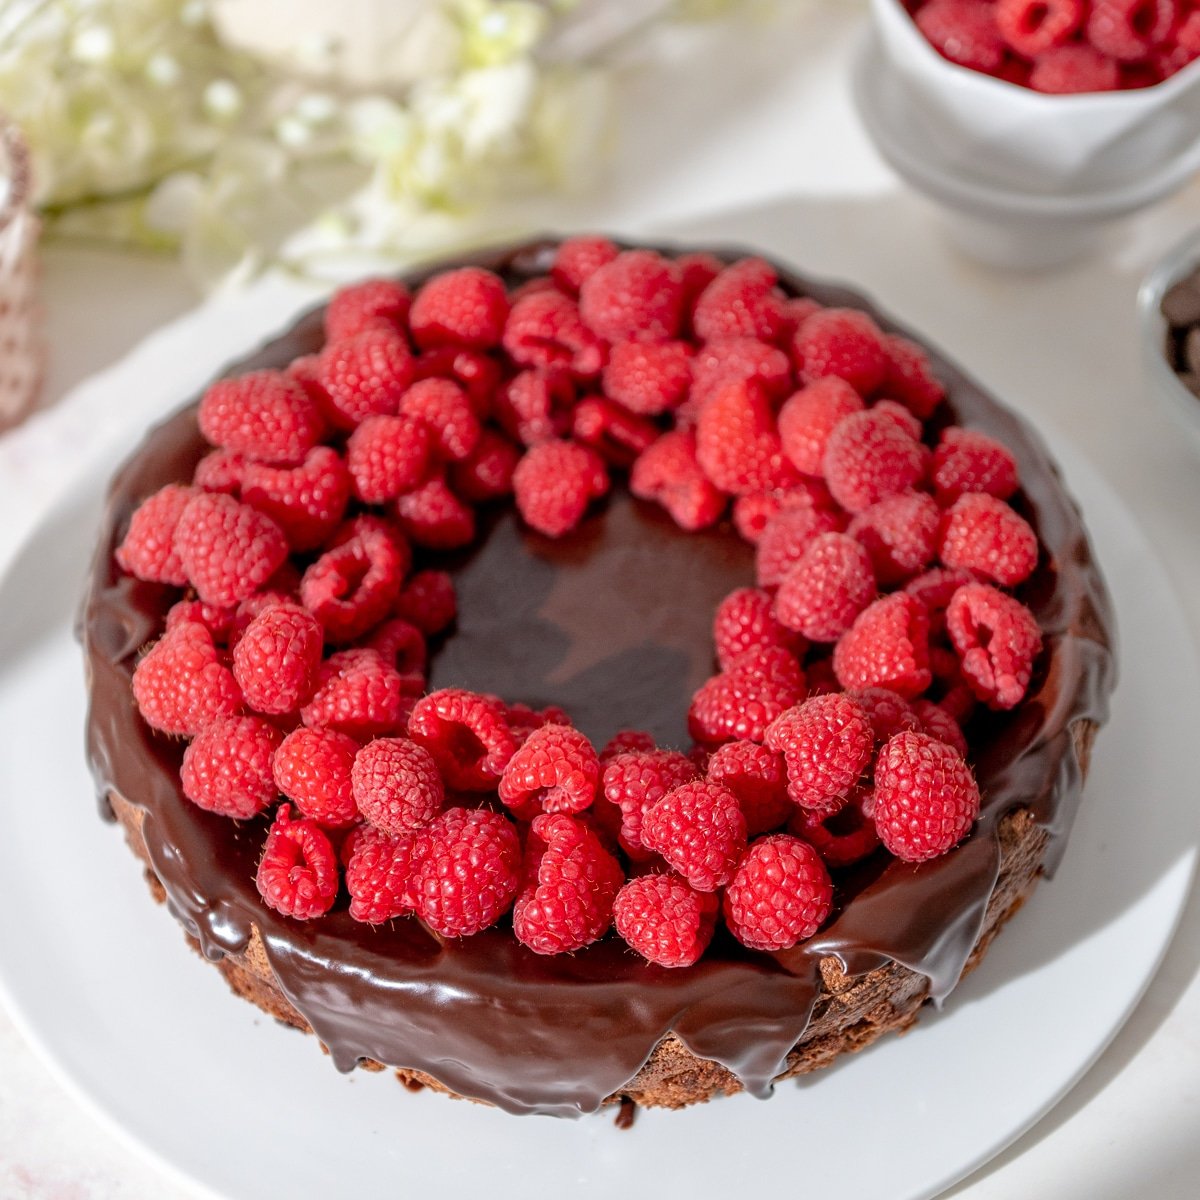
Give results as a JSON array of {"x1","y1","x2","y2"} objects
[
  {"x1": 915, "y1": 0, "x2": 1007, "y2": 72},
  {"x1": 755, "y1": 504, "x2": 847, "y2": 588},
  {"x1": 905, "y1": 565, "x2": 978, "y2": 630},
  {"x1": 393, "y1": 569, "x2": 456, "y2": 635},
  {"x1": 912, "y1": 699, "x2": 969, "y2": 758},
  {"x1": 873, "y1": 731, "x2": 980, "y2": 862},
  {"x1": 132, "y1": 621, "x2": 241, "y2": 735},
  {"x1": 255, "y1": 804, "x2": 339, "y2": 919},
  {"x1": 407, "y1": 687, "x2": 516, "y2": 791},
  {"x1": 193, "y1": 449, "x2": 246, "y2": 495},
  {"x1": 300, "y1": 516, "x2": 408, "y2": 643},
  {"x1": 872, "y1": 398, "x2": 924, "y2": 441},
  {"x1": 763, "y1": 693, "x2": 872, "y2": 812},
  {"x1": 630, "y1": 430, "x2": 726, "y2": 532},
  {"x1": 413, "y1": 806, "x2": 521, "y2": 936},
  {"x1": 778, "y1": 377, "x2": 866, "y2": 476},
  {"x1": 789, "y1": 799, "x2": 881, "y2": 869},
  {"x1": 494, "y1": 367, "x2": 575, "y2": 446},
  {"x1": 602, "y1": 339, "x2": 692, "y2": 415},
  {"x1": 602, "y1": 750, "x2": 699, "y2": 858},
  {"x1": 848, "y1": 490, "x2": 940, "y2": 585},
  {"x1": 1179, "y1": 9, "x2": 1200, "y2": 54},
  {"x1": 1154, "y1": 38, "x2": 1199, "y2": 77},
  {"x1": 165, "y1": 597, "x2": 236, "y2": 643},
  {"x1": 226, "y1": 589, "x2": 294, "y2": 650},
  {"x1": 512, "y1": 813, "x2": 624, "y2": 954},
  {"x1": 641, "y1": 780, "x2": 747, "y2": 891},
  {"x1": 833, "y1": 592, "x2": 932, "y2": 698},
  {"x1": 712, "y1": 586, "x2": 805, "y2": 671},
  {"x1": 691, "y1": 258, "x2": 787, "y2": 343},
  {"x1": 881, "y1": 334, "x2": 946, "y2": 420},
  {"x1": 931, "y1": 427, "x2": 1020, "y2": 505},
  {"x1": 579, "y1": 249, "x2": 684, "y2": 343},
  {"x1": 498, "y1": 723, "x2": 599, "y2": 817},
  {"x1": 1087, "y1": 0, "x2": 1176, "y2": 61},
  {"x1": 231, "y1": 602, "x2": 322, "y2": 714},
  {"x1": 793, "y1": 308, "x2": 889, "y2": 395},
  {"x1": 181, "y1": 714, "x2": 282, "y2": 819},
  {"x1": 688, "y1": 645, "x2": 806, "y2": 747},
  {"x1": 938, "y1": 493, "x2": 1038, "y2": 587},
  {"x1": 345, "y1": 414, "x2": 432, "y2": 503},
  {"x1": 450, "y1": 430, "x2": 520, "y2": 502},
  {"x1": 409, "y1": 266, "x2": 508, "y2": 350},
  {"x1": 363, "y1": 617, "x2": 426, "y2": 676},
  {"x1": 849, "y1": 686, "x2": 923, "y2": 748},
  {"x1": 599, "y1": 730, "x2": 658, "y2": 763},
  {"x1": 946, "y1": 581, "x2": 1042, "y2": 709},
  {"x1": 780, "y1": 293, "x2": 822, "y2": 331},
  {"x1": 325, "y1": 277, "x2": 411, "y2": 341},
  {"x1": 996, "y1": 0, "x2": 1083, "y2": 56},
  {"x1": 397, "y1": 378, "x2": 481, "y2": 463},
  {"x1": 686, "y1": 338, "x2": 796, "y2": 427},
  {"x1": 613, "y1": 872, "x2": 719, "y2": 967},
  {"x1": 301, "y1": 647, "x2": 415, "y2": 739},
  {"x1": 273, "y1": 725, "x2": 360, "y2": 826},
  {"x1": 723, "y1": 834, "x2": 833, "y2": 951},
  {"x1": 1029, "y1": 43, "x2": 1121, "y2": 91},
  {"x1": 345, "y1": 824, "x2": 425, "y2": 922},
  {"x1": 351, "y1": 736, "x2": 444, "y2": 835},
  {"x1": 774, "y1": 532, "x2": 877, "y2": 643},
  {"x1": 676, "y1": 251, "x2": 724, "y2": 312},
  {"x1": 198, "y1": 370, "x2": 325, "y2": 466},
  {"x1": 696, "y1": 377, "x2": 800, "y2": 497},
  {"x1": 823, "y1": 408, "x2": 928, "y2": 515},
  {"x1": 503, "y1": 291, "x2": 607, "y2": 380},
  {"x1": 688, "y1": 337, "x2": 793, "y2": 413},
  {"x1": 317, "y1": 327, "x2": 414, "y2": 428},
  {"x1": 284, "y1": 352, "x2": 329, "y2": 407},
  {"x1": 115, "y1": 483, "x2": 195, "y2": 585},
  {"x1": 732, "y1": 478, "x2": 837, "y2": 545},
  {"x1": 173, "y1": 492, "x2": 288, "y2": 607},
  {"x1": 512, "y1": 440, "x2": 609, "y2": 538},
  {"x1": 390, "y1": 472, "x2": 473, "y2": 549},
  {"x1": 241, "y1": 445, "x2": 352, "y2": 552},
  {"x1": 503, "y1": 702, "x2": 567, "y2": 748},
  {"x1": 706, "y1": 739, "x2": 792, "y2": 834},
  {"x1": 412, "y1": 346, "x2": 501, "y2": 416},
  {"x1": 571, "y1": 398, "x2": 659, "y2": 468},
  {"x1": 552, "y1": 235, "x2": 619, "y2": 294}
]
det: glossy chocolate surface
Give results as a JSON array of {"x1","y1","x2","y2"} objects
[{"x1": 82, "y1": 239, "x2": 1116, "y2": 1116}]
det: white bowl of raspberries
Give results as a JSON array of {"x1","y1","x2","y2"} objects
[{"x1": 870, "y1": 0, "x2": 1200, "y2": 189}]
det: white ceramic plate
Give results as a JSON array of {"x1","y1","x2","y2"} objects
[{"x1": 0, "y1": 409, "x2": 1194, "y2": 1200}]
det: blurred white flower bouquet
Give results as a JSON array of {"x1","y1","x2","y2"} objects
[{"x1": 0, "y1": 0, "x2": 751, "y2": 288}]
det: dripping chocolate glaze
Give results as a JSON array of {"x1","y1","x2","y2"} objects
[{"x1": 82, "y1": 239, "x2": 1116, "y2": 1117}]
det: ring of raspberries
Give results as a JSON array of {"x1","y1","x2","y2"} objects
[
  {"x1": 115, "y1": 238, "x2": 1046, "y2": 970},
  {"x1": 906, "y1": 0, "x2": 1200, "y2": 93}
]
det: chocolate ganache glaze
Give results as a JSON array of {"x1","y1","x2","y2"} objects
[{"x1": 82, "y1": 238, "x2": 1116, "y2": 1117}]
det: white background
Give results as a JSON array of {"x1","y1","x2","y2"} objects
[{"x1": 1, "y1": 5, "x2": 1199, "y2": 1198}]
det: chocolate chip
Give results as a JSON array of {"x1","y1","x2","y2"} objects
[{"x1": 1161, "y1": 273, "x2": 1200, "y2": 327}]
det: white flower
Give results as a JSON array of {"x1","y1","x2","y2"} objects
[{"x1": 1, "y1": 0, "x2": 759, "y2": 289}]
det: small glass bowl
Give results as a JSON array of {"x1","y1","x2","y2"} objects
[{"x1": 1137, "y1": 228, "x2": 1200, "y2": 458}]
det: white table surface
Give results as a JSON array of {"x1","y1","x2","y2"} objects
[{"x1": 2, "y1": 6, "x2": 1199, "y2": 1198}]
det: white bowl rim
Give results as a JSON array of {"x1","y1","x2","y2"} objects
[
  {"x1": 853, "y1": 33, "x2": 1200, "y2": 219},
  {"x1": 874, "y1": 0, "x2": 1200, "y2": 108}
]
